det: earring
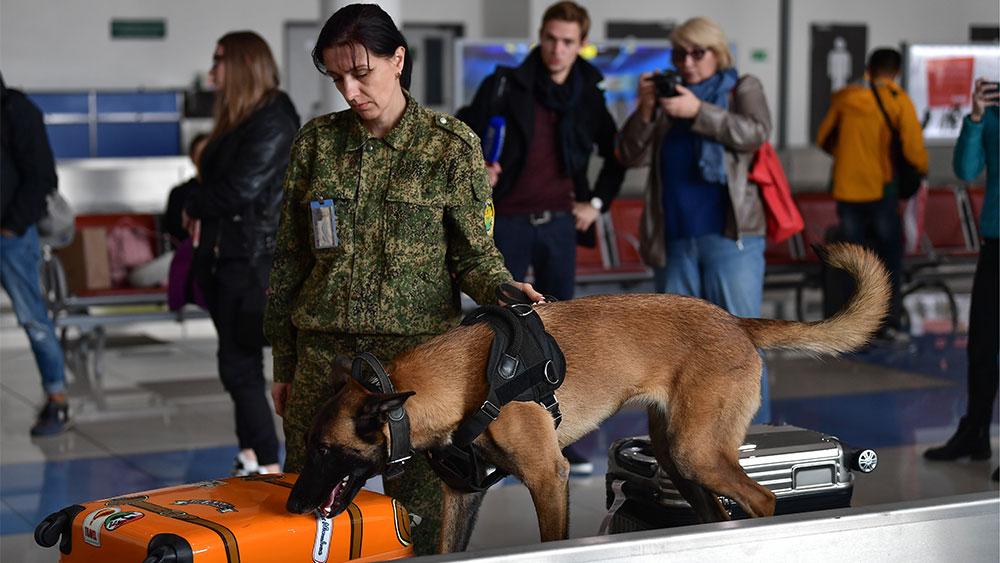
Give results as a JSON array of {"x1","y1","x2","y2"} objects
[{"x1": 395, "y1": 71, "x2": 401, "y2": 79}]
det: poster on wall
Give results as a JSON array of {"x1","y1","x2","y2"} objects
[
  {"x1": 906, "y1": 44, "x2": 1000, "y2": 140},
  {"x1": 809, "y1": 24, "x2": 868, "y2": 143}
]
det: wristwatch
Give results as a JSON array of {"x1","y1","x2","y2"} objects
[{"x1": 590, "y1": 197, "x2": 603, "y2": 211}]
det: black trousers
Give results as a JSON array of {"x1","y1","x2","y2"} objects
[
  {"x1": 967, "y1": 238, "x2": 999, "y2": 427},
  {"x1": 206, "y1": 258, "x2": 280, "y2": 466},
  {"x1": 493, "y1": 213, "x2": 577, "y2": 301},
  {"x1": 836, "y1": 196, "x2": 904, "y2": 328}
]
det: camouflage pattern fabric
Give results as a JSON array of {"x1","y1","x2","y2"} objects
[
  {"x1": 265, "y1": 93, "x2": 511, "y2": 383},
  {"x1": 267, "y1": 94, "x2": 512, "y2": 555}
]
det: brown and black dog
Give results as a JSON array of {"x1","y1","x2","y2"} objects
[{"x1": 286, "y1": 243, "x2": 890, "y2": 552}]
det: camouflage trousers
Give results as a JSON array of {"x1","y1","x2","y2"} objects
[{"x1": 281, "y1": 332, "x2": 444, "y2": 556}]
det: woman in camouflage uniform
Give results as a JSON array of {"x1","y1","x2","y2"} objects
[{"x1": 264, "y1": 4, "x2": 539, "y2": 554}]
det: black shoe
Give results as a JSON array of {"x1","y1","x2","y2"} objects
[
  {"x1": 30, "y1": 400, "x2": 70, "y2": 437},
  {"x1": 562, "y1": 446, "x2": 593, "y2": 476},
  {"x1": 992, "y1": 467, "x2": 998, "y2": 482},
  {"x1": 874, "y1": 326, "x2": 911, "y2": 345},
  {"x1": 924, "y1": 417, "x2": 991, "y2": 461}
]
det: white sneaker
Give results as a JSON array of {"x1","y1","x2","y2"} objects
[{"x1": 232, "y1": 452, "x2": 260, "y2": 477}]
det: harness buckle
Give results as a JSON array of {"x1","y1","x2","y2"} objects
[
  {"x1": 543, "y1": 360, "x2": 559, "y2": 385},
  {"x1": 510, "y1": 303, "x2": 534, "y2": 317},
  {"x1": 481, "y1": 401, "x2": 501, "y2": 421},
  {"x1": 541, "y1": 395, "x2": 562, "y2": 426}
]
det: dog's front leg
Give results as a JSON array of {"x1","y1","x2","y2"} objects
[
  {"x1": 438, "y1": 484, "x2": 486, "y2": 553},
  {"x1": 489, "y1": 404, "x2": 571, "y2": 542}
]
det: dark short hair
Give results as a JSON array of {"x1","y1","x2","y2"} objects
[
  {"x1": 312, "y1": 3, "x2": 412, "y2": 89},
  {"x1": 867, "y1": 48, "x2": 902, "y2": 77},
  {"x1": 541, "y1": 1, "x2": 590, "y2": 40}
]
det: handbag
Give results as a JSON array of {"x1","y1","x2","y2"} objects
[
  {"x1": 748, "y1": 141, "x2": 804, "y2": 244},
  {"x1": 870, "y1": 83, "x2": 924, "y2": 199},
  {"x1": 37, "y1": 191, "x2": 76, "y2": 249}
]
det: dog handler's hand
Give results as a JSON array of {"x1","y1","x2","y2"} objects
[
  {"x1": 508, "y1": 281, "x2": 545, "y2": 304},
  {"x1": 272, "y1": 382, "x2": 291, "y2": 417}
]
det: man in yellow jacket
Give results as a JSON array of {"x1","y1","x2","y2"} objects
[{"x1": 816, "y1": 47, "x2": 928, "y2": 340}]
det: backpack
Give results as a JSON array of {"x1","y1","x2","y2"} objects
[{"x1": 870, "y1": 84, "x2": 924, "y2": 199}]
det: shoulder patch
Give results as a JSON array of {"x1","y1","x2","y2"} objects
[{"x1": 431, "y1": 113, "x2": 480, "y2": 150}]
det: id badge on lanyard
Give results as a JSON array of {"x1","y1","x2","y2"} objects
[{"x1": 310, "y1": 199, "x2": 339, "y2": 249}]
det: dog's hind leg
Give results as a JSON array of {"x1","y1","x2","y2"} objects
[
  {"x1": 667, "y1": 417, "x2": 777, "y2": 519},
  {"x1": 488, "y1": 403, "x2": 570, "y2": 542},
  {"x1": 695, "y1": 457, "x2": 776, "y2": 518},
  {"x1": 438, "y1": 485, "x2": 486, "y2": 553},
  {"x1": 646, "y1": 406, "x2": 730, "y2": 523}
]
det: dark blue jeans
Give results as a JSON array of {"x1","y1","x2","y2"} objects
[
  {"x1": 493, "y1": 213, "x2": 576, "y2": 301},
  {"x1": 836, "y1": 195, "x2": 903, "y2": 329},
  {"x1": 0, "y1": 225, "x2": 66, "y2": 395}
]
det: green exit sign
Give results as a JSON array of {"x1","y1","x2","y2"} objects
[{"x1": 111, "y1": 19, "x2": 166, "y2": 39}]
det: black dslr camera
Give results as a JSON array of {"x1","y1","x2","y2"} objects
[{"x1": 650, "y1": 70, "x2": 683, "y2": 98}]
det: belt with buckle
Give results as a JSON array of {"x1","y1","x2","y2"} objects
[{"x1": 526, "y1": 210, "x2": 569, "y2": 226}]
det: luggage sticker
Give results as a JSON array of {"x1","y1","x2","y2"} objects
[
  {"x1": 172, "y1": 499, "x2": 237, "y2": 513},
  {"x1": 82, "y1": 507, "x2": 117, "y2": 547},
  {"x1": 312, "y1": 513, "x2": 333, "y2": 563},
  {"x1": 193, "y1": 480, "x2": 227, "y2": 488},
  {"x1": 104, "y1": 511, "x2": 144, "y2": 531}
]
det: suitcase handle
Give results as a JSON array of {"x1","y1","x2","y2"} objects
[{"x1": 145, "y1": 533, "x2": 194, "y2": 563}]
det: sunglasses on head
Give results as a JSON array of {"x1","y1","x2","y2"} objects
[{"x1": 672, "y1": 46, "x2": 708, "y2": 63}]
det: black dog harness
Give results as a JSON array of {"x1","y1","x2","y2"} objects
[
  {"x1": 351, "y1": 352, "x2": 413, "y2": 479},
  {"x1": 426, "y1": 285, "x2": 566, "y2": 492},
  {"x1": 351, "y1": 285, "x2": 566, "y2": 492}
]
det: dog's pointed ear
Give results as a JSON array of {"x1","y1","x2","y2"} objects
[
  {"x1": 361, "y1": 391, "x2": 416, "y2": 421},
  {"x1": 332, "y1": 355, "x2": 354, "y2": 388}
]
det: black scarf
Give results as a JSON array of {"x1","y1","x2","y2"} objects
[{"x1": 533, "y1": 58, "x2": 588, "y2": 176}]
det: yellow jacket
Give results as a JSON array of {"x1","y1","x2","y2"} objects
[{"x1": 816, "y1": 78, "x2": 928, "y2": 202}]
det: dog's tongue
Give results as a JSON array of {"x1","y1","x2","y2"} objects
[{"x1": 322, "y1": 482, "x2": 343, "y2": 515}]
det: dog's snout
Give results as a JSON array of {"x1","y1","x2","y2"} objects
[{"x1": 285, "y1": 493, "x2": 312, "y2": 514}]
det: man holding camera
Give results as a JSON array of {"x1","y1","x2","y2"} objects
[{"x1": 457, "y1": 1, "x2": 624, "y2": 474}]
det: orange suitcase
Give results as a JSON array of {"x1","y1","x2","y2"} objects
[{"x1": 34, "y1": 473, "x2": 414, "y2": 563}]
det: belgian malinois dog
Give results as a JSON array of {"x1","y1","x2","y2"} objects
[{"x1": 286, "y1": 243, "x2": 889, "y2": 552}]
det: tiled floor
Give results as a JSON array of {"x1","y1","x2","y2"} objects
[{"x1": 1, "y1": 287, "x2": 997, "y2": 561}]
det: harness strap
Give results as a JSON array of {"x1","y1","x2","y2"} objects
[{"x1": 351, "y1": 353, "x2": 413, "y2": 478}]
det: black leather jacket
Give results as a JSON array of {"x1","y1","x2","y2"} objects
[
  {"x1": 456, "y1": 49, "x2": 625, "y2": 210},
  {"x1": 187, "y1": 91, "x2": 299, "y2": 261}
]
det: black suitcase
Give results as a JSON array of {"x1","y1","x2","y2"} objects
[{"x1": 603, "y1": 424, "x2": 877, "y2": 533}]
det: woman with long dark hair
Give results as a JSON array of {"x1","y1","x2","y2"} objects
[
  {"x1": 265, "y1": 4, "x2": 538, "y2": 554},
  {"x1": 186, "y1": 31, "x2": 300, "y2": 476}
]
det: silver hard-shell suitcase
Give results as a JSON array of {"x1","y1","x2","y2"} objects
[{"x1": 603, "y1": 424, "x2": 877, "y2": 533}]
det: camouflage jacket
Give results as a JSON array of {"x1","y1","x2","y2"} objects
[{"x1": 264, "y1": 94, "x2": 512, "y2": 383}]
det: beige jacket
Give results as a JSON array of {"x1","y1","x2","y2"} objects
[{"x1": 617, "y1": 75, "x2": 771, "y2": 268}]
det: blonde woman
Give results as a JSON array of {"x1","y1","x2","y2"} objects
[
  {"x1": 617, "y1": 17, "x2": 772, "y2": 422},
  {"x1": 185, "y1": 31, "x2": 300, "y2": 475}
]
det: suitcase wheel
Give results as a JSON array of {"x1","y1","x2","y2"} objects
[
  {"x1": 850, "y1": 448, "x2": 878, "y2": 473},
  {"x1": 34, "y1": 511, "x2": 68, "y2": 548}
]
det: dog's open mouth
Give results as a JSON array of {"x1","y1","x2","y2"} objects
[{"x1": 319, "y1": 474, "x2": 354, "y2": 518}]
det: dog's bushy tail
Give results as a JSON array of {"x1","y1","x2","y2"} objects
[{"x1": 739, "y1": 243, "x2": 890, "y2": 355}]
